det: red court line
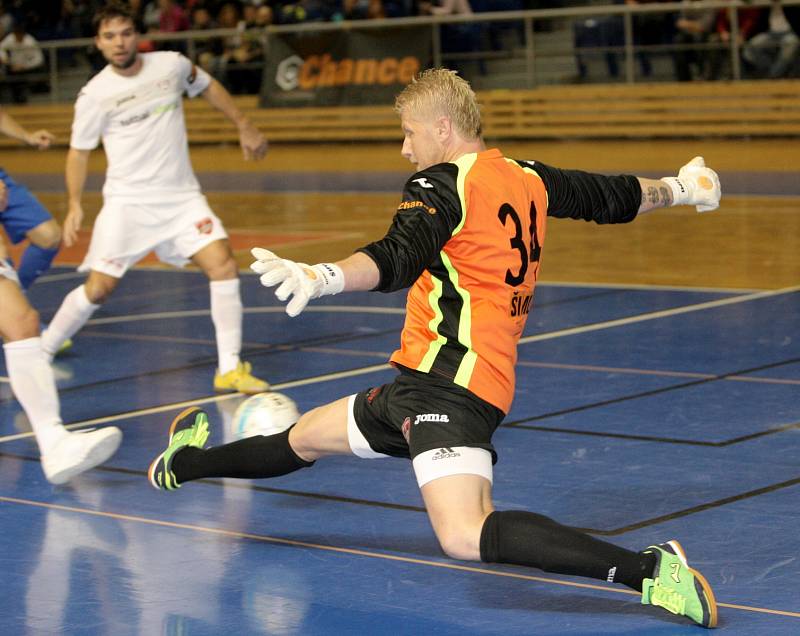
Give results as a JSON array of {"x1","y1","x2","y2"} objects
[
  {"x1": 6, "y1": 230, "x2": 339, "y2": 267},
  {"x1": 0, "y1": 495, "x2": 798, "y2": 621}
]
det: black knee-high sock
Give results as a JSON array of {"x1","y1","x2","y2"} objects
[
  {"x1": 171, "y1": 427, "x2": 314, "y2": 483},
  {"x1": 480, "y1": 511, "x2": 656, "y2": 591}
]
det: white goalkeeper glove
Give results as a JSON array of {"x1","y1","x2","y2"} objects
[
  {"x1": 250, "y1": 247, "x2": 345, "y2": 317},
  {"x1": 661, "y1": 156, "x2": 721, "y2": 213}
]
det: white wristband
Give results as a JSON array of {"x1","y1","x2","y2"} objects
[
  {"x1": 313, "y1": 263, "x2": 345, "y2": 296},
  {"x1": 660, "y1": 177, "x2": 691, "y2": 207}
]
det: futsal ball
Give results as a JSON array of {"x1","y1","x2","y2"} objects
[{"x1": 231, "y1": 392, "x2": 300, "y2": 440}]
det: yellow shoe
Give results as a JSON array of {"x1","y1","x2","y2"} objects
[
  {"x1": 214, "y1": 361, "x2": 270, "y2": 394},
  {"x1": 41, "y1": 323, "x2": 72, "y2": 357},
  {"x1": 56, "y1": 337, "x2": 73, "y2": 356}
]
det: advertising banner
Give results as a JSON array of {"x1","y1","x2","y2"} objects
[{"x1": 259, "y1": 26, "x2": 432, "y2": 108}]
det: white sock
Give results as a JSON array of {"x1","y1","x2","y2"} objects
[
  {"x1": 41, "y1": 285, "x2": 100, "y2": 357},
  {"x1": 4, "y1": 337, "x2": 67, "y2": 454},
  {"x1": 210, "y1": 278, "x2": 242, "y2": 374}
]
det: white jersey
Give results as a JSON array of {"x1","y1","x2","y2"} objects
[{"x1": 70, "y1": 51, "x2": 212, "y2": 202}]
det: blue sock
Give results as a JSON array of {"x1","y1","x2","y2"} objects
[{"x1": 18, "y1": 244, "x2": 59, "y2": 289}]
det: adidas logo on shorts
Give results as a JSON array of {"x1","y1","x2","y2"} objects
[{"x1": 432, "y1": 447, "x2": 460, "y2": 461}]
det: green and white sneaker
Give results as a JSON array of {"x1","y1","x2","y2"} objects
[
  {"x1": 148, "y1": 407, "x2": 210, "y2": 491},
  {"x1": 641, "y1": 540, "x2": 718, "y2": 628}
]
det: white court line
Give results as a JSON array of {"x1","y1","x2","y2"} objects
[
  {"x1": 41, "y1": 263, "x2": 761, "y2": 294},
  {"x1": 83, "y1": 285, "x2": 794, "y2": 328},
  {"x1": 519, "y1": 285, "x2": 800, "y2": 346},
  {"x1": 85, "y1": 305, "x2": 405, "y2": 326},
  {"x1": 35, "y1": 271, "x2": 87, "y2": 283},
  {"x1": 80, "y1": 285, "x2": 781, "y2": 328},
  {"x1": 516, "y1": 360, "x2": 800, "y2": 386},
  {"x1": 0, "y1": 376, "x2": 9, "y2": 383},
  {"x1": 535, "y1": 280, "x2": 761, "y2": 294},
  {"x1": 3, "y1": 284, "x2": 797, "y2": 444},
  {"x1": 0, "y1": 363, "x2": 391, "y2": 444}
]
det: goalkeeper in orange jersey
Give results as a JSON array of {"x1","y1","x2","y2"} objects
[{"x1": 149, "y1": 69, "x2": 720, "y2": 628}]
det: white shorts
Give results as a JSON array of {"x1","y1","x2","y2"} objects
[
  {"x1": 0, "y1": 258, "x2": 20, "y2": 284},
  {"x1": 79, "y1": 194, "x2": 228, "y2": 278}
]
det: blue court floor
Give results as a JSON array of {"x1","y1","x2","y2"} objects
[{"x1": 2, "y1": 266, "x2": 799, "y2": 635}]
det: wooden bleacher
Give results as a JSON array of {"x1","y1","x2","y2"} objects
[{"x1": 3, "y1": 80, "x2": 800, "y2": 147}]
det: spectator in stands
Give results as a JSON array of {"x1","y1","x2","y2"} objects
[
  {"x1": 218, "y1": 2, "x2": 242, "y2": 31},
  {"x1": 471, "y1": 0, "x2": 524, "y2": 51},
  {"x1": 159, "y1": 0, "x2": 191, "y2": 32},
  {"x1": 384, "y1": 0, "x2": 413, "y2": 18},
  {"x1": 278, "y1": 1, "x2": 336, "y2": 24},
  {"x1": 420, "y1": 0, "x2": 471, "y2": 17},
  {"x1": 141, "y1": 0, "x2": 162, "y2": 31},
  {"x1": 708, "y1": 5, "x2": 763, "y2": 79},
  {"x1": 201, "y1": 2, "x2": 241, "y2": 87},
  {"x1": 192, "y1": 3, "x2": 216, "y2": 30},
  {"x1": 573, "y1": 11, "x2": 623, "y2": 81},
  {"x1": 0, "y1": 21, "x2": 45, "y2": 103},
  {"x1": 227, "y1": 1, "x2": 266, "y2": 94},
  {"x1": 0, "y1": 2, "x2": 13, "y2": 41},
  {"x1": 255, "y1": 3, "x2": 274, "y2": 27},
  {"x1": 420, "y1": 0, "x2": 484, "y2": 73},
  {"x1": 26, "y1": 1, "x2": 74, "y2": 42},
  {"x1": 626, "y1": 0, "x2": 672, "y2": 78},
  {"x1": 158, "y1": 0, "x2": 190, "y2": 51},
  {"x1": 69, "y1": 0, "x2": 98, "y2": 37},
  {"x1": 343, "y1": 0, "x2": 385, "y2": 20},
  {"x1": 192, "y1": 3, "x2": 218, "y2": 68},
  {"x1": 742, "y1": 0, "x2": 800, "y2": 78},
  {"x1": 672, "y1": 0, "x2": 716, "y2": 81}
]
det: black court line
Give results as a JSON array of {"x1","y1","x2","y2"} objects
[
  {"x1": 2, "y1": 449, "x2": 797, "y2": 537},
  {"x1": 532, "y1": 288, "x2": 627, "y2": 309},
  {"x1": 3, "y1": 350, "x2": 797, "y2": 449},
  {"x1": 602, "y1": 475, "x2": 800, "y2": 536},
  {"x1": 504, "y1": 356, "x2": 800, "y2": 446},
  {"x1": 504, "y1": 421, "x2": 800, "y2": 447},
  {"x1": 0, "y1": 326, "x2": 399, "y2": 406},
  {"x1": 0, "y1": 452, "x2": 426, "y2": 513},
  {"x1": 33, "y1": 280, "x2": 215, "y2": 317}
]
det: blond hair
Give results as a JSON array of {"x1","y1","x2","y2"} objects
[{"x1": 394, "y1": 68, "x2": 482, "y2": 139}]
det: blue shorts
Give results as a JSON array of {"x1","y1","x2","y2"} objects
[{"x1": 0, "y1": 169, "x2": 53, "y2": 244}]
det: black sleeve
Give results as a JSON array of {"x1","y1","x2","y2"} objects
[
  {"x1": 526, "y1": 161, "x2": 642, "y2": 224},
  {"x1": 357, "y1": 163, "x2": 463, "y2": 293}
]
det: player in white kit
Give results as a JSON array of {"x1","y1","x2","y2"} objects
[
  {"x1": 1, "y1": 112, "x2": 121, "y2": 485},
  {"x1": 41, "y1": 2, "x2": 270, "y2": 394}
]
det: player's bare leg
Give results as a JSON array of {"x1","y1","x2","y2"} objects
[
  {"x1": 25, "y1": 218, "x2": 61, "y2": 251},
  {"x1": 19, "y1": 218, "x2": 61, "y2": 289},
  {"x1": 289, "y1": 397, "x2": 354, "y2": 459},
  {"x1": 83, "y1": 269, "x2": 121, "y2": 303},
  {"x1": 1, "y1": 254, "x2": 121, "y2": 483},
  {"x1": 420, "y1": 473, "x2": 493, "y2": 560},
  {"x1": 191, "y1": 238, "x2": 268, "y2": 393}
]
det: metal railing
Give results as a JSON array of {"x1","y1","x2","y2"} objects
[{"x1": 4, "y1": 0, "x2": 799, "y2": 103}]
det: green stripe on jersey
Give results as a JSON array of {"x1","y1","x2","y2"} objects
[
  {"x1": 418, "y1": 153, "x2": 480, "y2": 386},
  {"x1": 418, "y1": 275, "x2": 446, "y2": 372}
]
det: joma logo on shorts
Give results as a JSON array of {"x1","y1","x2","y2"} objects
[{"x1": 414, "y1": 413, "x2": 449, "y2": 425}]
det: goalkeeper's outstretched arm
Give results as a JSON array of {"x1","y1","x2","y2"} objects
[{"x1": 640, "y1": 156, "x2": 721, "y2": 214}]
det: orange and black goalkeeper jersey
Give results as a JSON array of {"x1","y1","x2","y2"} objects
[{"x1": 359, "y1": 149, "x2": 641, "y2": 413}]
